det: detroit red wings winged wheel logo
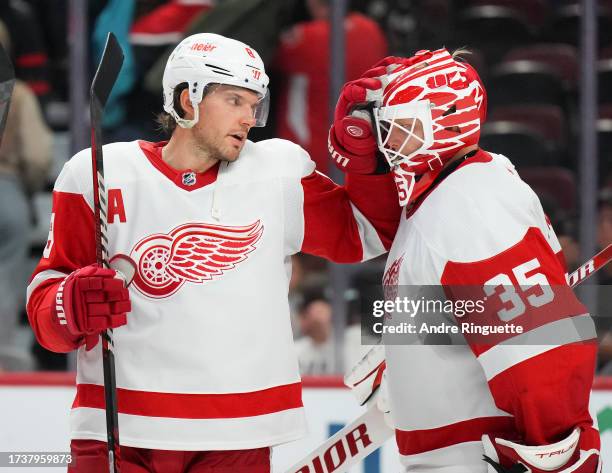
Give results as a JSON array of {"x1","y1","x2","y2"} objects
[
  {"x1": 383, "y1": 253, "x2": 404, "y2": 303},
  {"x1": 129, "y1": 221, "x2": 264, "y2": 298}
]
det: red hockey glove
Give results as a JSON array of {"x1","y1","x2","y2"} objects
[
  {"x1": 482, "y1": 427, "x2": 600, "y2": 473},
  {"x1": 363, "y1": 53, "x2": 431, "y2": 79},
  {"x1": 328, "y1": 54, "x2": 428, "y2": 174},
  {"x1": 54, "y1": 264, "x2": 132, "y2": 351},
  {"x1": 328, "y1": 77, "x2": 383, "y2": 174}
]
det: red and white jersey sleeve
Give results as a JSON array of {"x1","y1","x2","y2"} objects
[
  {"x1": 274, "y1": 138, "x2": 400, "y2": 261},
  {"x1": 26, "y1": 138, "x2": 398, "y2": 452},
  {"x1": 26, "y1": 151, "x2": 96, "y2": 353},
  {"x1": 383, "y1": 150, "x2": 598, "y2": 472}
]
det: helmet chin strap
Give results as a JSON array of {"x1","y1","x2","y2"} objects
[{"x1": 172, "y1": 100, "x2": 200, "y2": 129}]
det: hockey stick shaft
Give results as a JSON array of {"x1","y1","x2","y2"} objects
[
  {"x1": 285, "y1": 244, "x2": 612, "y2": 473},
  {"x1": 567, "y1": 244, "x2": 612, "y2": 287},
  {"x1": 90, "y1": 32, "x2": 124, "y2": 473}
]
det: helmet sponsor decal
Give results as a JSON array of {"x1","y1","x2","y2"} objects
[{"x1": 190, "y1": 43, "x2": 217, "y2": 53}]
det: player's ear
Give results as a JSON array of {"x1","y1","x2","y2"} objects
[{"x1": 179, "y1": 88, "x2": 195, "y2": 120}]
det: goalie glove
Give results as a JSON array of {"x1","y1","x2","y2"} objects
[
  {"x1": 344, "y1": 345, "x2": 394, "y2": 428},
  {"x1": 344, "y1": 345, "x2": 385, "y2": 405},
  {"x1": 482, "y1": 427, "x2": 600, "y2": 473}
]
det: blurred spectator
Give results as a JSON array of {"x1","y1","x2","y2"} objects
[
  {"x1": 24, "y1": 0, "x2": 68, "y2": 102},
  {"x1": 0, "y1": 20, "x2": 52, "y2": 370},
  {"x1": 144, "y1": 0, "x2": 296, "y2": 94},
  {"x1": 366, "y1": 0, "x2": 451, "y2": 56},
  {"x1": 130, "y1": 0, "x2": 214, "y2": 46},
  {"x1": 288, "y1": 254, "x2": 306, "y2": 335},
  {"x1": 119, "y1": 1, "x2": 216, "y2": 142},
  {"x1": 0, "y1": 0, "x2": 50, "y2": 102},
  {"x1": 273, "y1": 0, "x2": 388, "y2": 172},
  {"x1": 596, "y1": 187, "x2": 612, "y2": 373},
  {"x1": 543, "y1": 198, "x2": 579, "y2": 271},
  {"x1": 92, "y1": 0, "x2": 137, "y2": 131},
  {"x1": 597, "y1": 187, "x2": 612, "y2": 297},
  {"x1": 344, "y1": 265, "x2": 384, "y2": 367},
  {"x1": 557, "y1": 223, "x2": 580, "y2": 271},
  {"x1": 294, "y1": 296, "x2": 335, "y2": 375}
]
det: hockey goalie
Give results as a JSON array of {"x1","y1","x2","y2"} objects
[{"x1": 328, "y1": 48, "x2": 601, "y2": 472}]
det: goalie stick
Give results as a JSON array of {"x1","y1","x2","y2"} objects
[
  {"x1": 283, "y1": 243, "x2": 612, "y2": 473},
  {"x1": 90, "y1": 32, "x2": 124, "y2": 473},
  {"x1": 0, "y1": 41, "x2": 15, "y2": 145},
  {"x1": 567, "y1": 243, "x2": 612, "y2": 287}
]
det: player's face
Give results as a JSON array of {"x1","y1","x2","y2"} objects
[
  {"x1": 386, "y1": 118, "x2": 425, "y2": 157},
  {"x1": 193, "y1": 85, "x2": 259, "y2": 162}
]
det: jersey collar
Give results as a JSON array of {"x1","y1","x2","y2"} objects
[
  {"x1": 405, "y1": 148, "x2": 493, "y2": 219},
  {"x1": 138, "y1": 140, "x2": 220, "y2": 191}
]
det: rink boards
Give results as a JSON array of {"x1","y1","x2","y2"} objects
[{"x1": 0, "y1": 374, "x2": 610, "y2": 472}]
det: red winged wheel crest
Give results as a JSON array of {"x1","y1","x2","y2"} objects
[
  {"x1": 383, "y1": 253, "x2": 404, "y2": 303},
  {"x1": 130, "y1": 220, "x2": 264, "y2": 298}
]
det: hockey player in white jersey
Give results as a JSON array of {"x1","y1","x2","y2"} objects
[
  {"x1": 328, "y1": 48, "x2": 600, "y2": 472},
  {"x1": 25, "y1": 34, "x2": 402, "y2": 473}
]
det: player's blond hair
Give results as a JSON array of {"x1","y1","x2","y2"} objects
[{"x1": 451, "y1": 47, "x2": 473, "y2": 61}]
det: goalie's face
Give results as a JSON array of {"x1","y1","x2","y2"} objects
[
  {"x1": 374, "y1": 100, "x2": 434, "y2": 170},
  {"x1": 188, "y1": 85, "x2": 261, "y2": 162},
  {"x1": 383, "y1": 117, "x2": 425, "y2": 159}
]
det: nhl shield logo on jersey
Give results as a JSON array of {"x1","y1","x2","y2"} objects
[
  {"x1": 182, "y1": 172, "x2": 196, "y2": 186},
  {"x1": 128, "y1": 220, "x2": 264, "y2": 298}
]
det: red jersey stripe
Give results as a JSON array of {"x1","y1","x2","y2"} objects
[
  {"x1": 396, "y1": 416, "x2": 515, "y2": 455},
  {"x1": 73, "y1": 381, "x2": 304, "y2": 419}
]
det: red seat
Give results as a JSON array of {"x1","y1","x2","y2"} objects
[
  {"x1": 599, "y1": 119, "x2": 612, "y2": 184},
  {"x1": 601, "y1": 45, "x2": 612, "y2": 60},
  {"x1": 454, "y1": 6, "x2": 535, "y2": 66},
  {"x1": 600, "y1": 104, "x2": 612, "y2": 119},
  {"x1": 504, "y1": 44, "x2": 578, "y2": 89},
  {"x1": 599, "y1": 59, "x2": 612, "y2": 105},
  {"x1": 488, "y1": 60, "x2": 567, "y2": 108},
  {"x1": 468, "y1": 0, "x2": 549, "y2": 27},
  {"x1": 519, "y1": 167, "x2": 576, "y2": 213},
  {"x1": 490, "y1": 105, "x2": 566, "y2": 145},
  {"x1": 480, "y1": 121, "x2": 553, "y2": 167},
  {"x1": 543, "y1": 3, "x2": 612, "y2": 48}
]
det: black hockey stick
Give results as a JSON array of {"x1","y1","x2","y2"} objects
[
  {"x1": 90, "y1": 32, "x2": 124, "y2": 473},
  {"x1": 0, "y1": 41, "x2": 15, "y2": 146}
]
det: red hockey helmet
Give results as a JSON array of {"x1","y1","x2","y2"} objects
[{"x1": 372, "y1": 49, "x2": 487, "y2": 205}]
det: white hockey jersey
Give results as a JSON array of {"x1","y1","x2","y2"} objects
[
  {"x1": 381, "y1": 150, "x2": 599, "y2": 472},
  {"x1": 26, "y1": 139, "x2": 400, "y2": 450}
]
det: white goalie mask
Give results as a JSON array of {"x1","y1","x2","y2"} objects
[
  {"x1": 162, "y1": 33, "x2": 270, "y2": 129},
  {"x1": 370, "y1": 49, "x2": 487, "y2": 206},
  {"x1": 374, "y1": 100, "x2": 435, "y2": 168}
]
